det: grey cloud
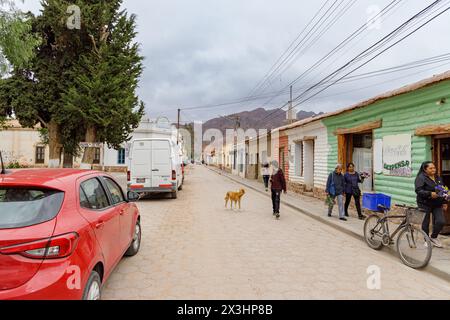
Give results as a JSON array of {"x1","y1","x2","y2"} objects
[{"x1": 18, "y1": 0, "x2": 450, "y2": 123}]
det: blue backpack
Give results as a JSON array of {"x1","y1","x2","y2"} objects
[{"x1": 329, "y1": 173, "x2": 336, "y2": 196}]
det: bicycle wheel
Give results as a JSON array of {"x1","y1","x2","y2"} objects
[
  {"x1": 396, "y1": 225, "x2": 432, "y2": 269},
  {"x1": 364, "y1": 215, "x2": 384, "y2": 250}
]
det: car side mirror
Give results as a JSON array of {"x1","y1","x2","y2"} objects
[{"x1": 127, "y1": 191, "x2": 141, "y2": 202}]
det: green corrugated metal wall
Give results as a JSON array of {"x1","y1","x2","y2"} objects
[{"x1": 323, "y1": 80, "x2": 450, "y2": 205}]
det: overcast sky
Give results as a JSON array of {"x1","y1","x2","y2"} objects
[{"x1": 17, "y1": 0, "x2": 450, "y2": 123}]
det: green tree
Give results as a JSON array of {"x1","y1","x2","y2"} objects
[
  {"x1": 61, "y1": 2, "x2": 144, "y2": 168},
  {"x1": 0, "y1": 0, "x2": 40, "y2": 74},
  {"x1": 0, "y1": 0, "x2": 144, "y2": 168},
  {"x1": 0, "y1": 0, "x2": 39, "y2": 126}
]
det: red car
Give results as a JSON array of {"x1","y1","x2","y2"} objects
[{"x1": 0, "y1": 169, "x2": 141, "y2": 300}]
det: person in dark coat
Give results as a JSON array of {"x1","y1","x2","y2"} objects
[
  {"x1": 326, "y1": 164, "x2": 346, "y2": 221},
  {"x1": 270, "y1": 160, "x2": 286, "y2": 219},
  {"x1": 344, "y1": 163, "x2": 364, "y2": 220},
  {"x1": 415, "y1": 161, "x2": 448, "y2": 248}
]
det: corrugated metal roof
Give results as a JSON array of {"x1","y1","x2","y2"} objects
[{"x1": 273, "y1": 70, "x2": 450, "y2": 133}]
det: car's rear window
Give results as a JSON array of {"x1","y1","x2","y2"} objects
[{"x1": 0, "y1": 188, "x2": 64, "y2": 229}]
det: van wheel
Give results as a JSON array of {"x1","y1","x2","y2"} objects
[
  {"x1": 82, "y1": 271, "x2": 102, "y2": 300},
  {"x1": 172, "y1": 190, "x2": 178, "y2": 199},
  {"x1": 178, "y1": 184, "x2": 183, "y2": 191},
  {"x1": 125, "y1": 220, "x2": 141, "y2": 257}
]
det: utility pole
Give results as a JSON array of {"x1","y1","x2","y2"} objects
[
  {"x1": 177, "y1": 108, "x2": 181, "y2": 145},
  {"x1": 287, "y1": 85, "x2": 295, "y2": 124},
  {"x1": 290, "y1": 85, "x2": 293, "y2": 113}
]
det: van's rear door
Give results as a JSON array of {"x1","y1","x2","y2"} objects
[
  {"x1": 130, "y1": 140, "x2": 152, "y2": 188},
  {"x1": 151, "y1": 140, "x2": 172, "y2": 188}
]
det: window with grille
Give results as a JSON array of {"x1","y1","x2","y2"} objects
[
  {"x1": 117, "y1": 148, "x2": 126, "y2": 165},
  {"x1": 93, "y1": 148, "x2": 101, "y2": 164},
  {"x1": 35, "y1": 146, "x2": 45, "y2": 164}
]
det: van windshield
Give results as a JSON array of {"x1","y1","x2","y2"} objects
[{"x1": 0, "y1": 188, "x2": 64, "y2": 229}]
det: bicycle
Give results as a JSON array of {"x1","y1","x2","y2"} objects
[{"x1": 363, "y1": 204, "x2": 432, "y2": 269}]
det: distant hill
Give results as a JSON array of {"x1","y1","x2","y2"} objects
[{"x1": 202, "y1": 108, "x2": 322, "y2": 134}]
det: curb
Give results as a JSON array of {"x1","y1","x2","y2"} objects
[{"x1": 207, "y1": 166, "x2": 450, "y2": 283}]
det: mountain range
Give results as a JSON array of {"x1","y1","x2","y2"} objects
[{"x1": 202, "y1": 108, "x2": 322, "y2": 133}]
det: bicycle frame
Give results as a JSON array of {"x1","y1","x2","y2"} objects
[
  {"x1": 370, "y1": 209, "x2": 408, "y2": 244},
  {"x1": 365, "y1": 205, "x2": 433, "y2": 269}
]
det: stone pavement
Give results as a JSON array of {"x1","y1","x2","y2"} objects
[
  {"x1": 207, "y1": 166, "x2": 450, "y2": 282},
  {"x1": 103, "y1": 165, "x2": 450, "y2": 300}
]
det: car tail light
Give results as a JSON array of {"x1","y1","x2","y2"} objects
[
  {"x1": 172, "y1": 170, "x2": 176, "y2": 180},
  {"x1": 0, "y1": 233, "x2": 79, "y2": 259},
  {"x1": 127, "y1": 170, "x2": 131, "y2": 182}
]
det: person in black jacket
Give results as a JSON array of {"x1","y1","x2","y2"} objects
[
  {"x1": 270, "y1": 160, "x2": 287, "y2": 219},
  {"x1": 415, "y1": 161, "x2": 448, "y2": 248},
  {"x1": 326, "y1": 164, "x2": 347, "y2": 221}
]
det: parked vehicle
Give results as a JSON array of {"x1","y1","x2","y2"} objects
[
  {"x1": 0, "y1": 169, "x2": 141, "y2": 300},
  {"x1": 128, "y1": 138, "x2": 183, "y2": 199}
]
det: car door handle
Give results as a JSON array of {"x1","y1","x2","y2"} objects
[
  {"x1": 152, "y1": 169, "x2": 159, "y2": 172},
  {"x1": 120, "y1": 209, "x2": 126, "y2": 216},
  {"x1": 95, "y1": 221, "x2": 105, "y2": 229}
]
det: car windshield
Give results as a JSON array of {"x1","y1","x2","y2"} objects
[{"x1": 0, "y1": 188, "x2": 64, "y2": 229}]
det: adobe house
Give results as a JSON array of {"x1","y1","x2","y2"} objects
[{"x1": 322, "y1": 71, "x2": 450, "y2": 233}]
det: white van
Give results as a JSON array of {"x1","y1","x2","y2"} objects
[{"x1": 128, "y1": 138, "x2": 183, "y2": 199}]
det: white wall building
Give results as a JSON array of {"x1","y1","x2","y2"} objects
[
  {"x1": 0, "y1": 117, "x2": 184, "y2": 171},
  {"x1": 284, "y1": 119, "x2": 329, "y2": 197},
  {"x1": 0, "y1": 120, "x2": 49, "y2": 167}
]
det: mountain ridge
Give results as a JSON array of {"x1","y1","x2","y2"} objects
[{"x1": 202, "y1": 108, "x2": 323, "y2": 133}]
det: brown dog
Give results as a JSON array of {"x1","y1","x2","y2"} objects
[{"x1": 225, "y1": 189, "x2": 246, "y2": 209}]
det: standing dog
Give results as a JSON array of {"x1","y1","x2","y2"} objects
[{"x1": 225, "y1": 189, "x2": 246, "y2": 209}]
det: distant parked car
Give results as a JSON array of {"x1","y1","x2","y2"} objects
[{"x1": 0, "y1": 169, "x2": 141, "y2": 300}]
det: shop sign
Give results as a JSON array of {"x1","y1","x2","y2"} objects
[{"x1": 382, "y1": 134, "x2": 412, "y2": 177}]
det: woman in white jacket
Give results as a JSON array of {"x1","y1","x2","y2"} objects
[{"x1": 261, "y1": 162, "x2": 270, "y2": 192}]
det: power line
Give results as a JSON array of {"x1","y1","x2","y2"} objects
[
  {"x1": 309, "y1": 60, "x2": 450, "y2": 103},
  {"x1": 179, "y1": 52, "x2": 450, "y2": 112},
  {"x1": 180, "y1": 0, "x2": 402, "y2": 115},
  {"x1": 292, "y1": 1, "x2": 450, "y2": 109},
  {"x1": 244, "y1": 0, "x2": 333, "y2": 100},
  {"x1": 263, "y1": 0, "x2": 359, "y2": 93},
  {"x1": 250, "y1": 0, "x2": 353, "y2": 100},
  {"x1": 255, "y1": 0, "x2": 404, "y2": 110},
  {"x1": 256, "y1": 0, "x2": 448, "y2": 126}
]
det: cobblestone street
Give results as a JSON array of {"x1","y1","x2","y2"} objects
[{"x1": 103, "y1": 166, "x2": 450, "y2": 300}]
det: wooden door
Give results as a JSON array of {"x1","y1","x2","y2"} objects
[
  {"x1": 435, "y1": 138, "x2": 450, "y2": 234},
  {"x1": 337, "y1": 134, "x2": 354, "y2": 171},
  {"x1": 279, "y1": 147, "x2": 286, "y2": 174}
]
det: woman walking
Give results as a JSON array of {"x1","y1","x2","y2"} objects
[
  {"x1": 261, "y1": 162, "x2": 270, "y2": 192},
  {"x1": 326, "y1": 164, "x2": 346, "y2": 221},
  {"x1": 270, "y1": 160, "x2": 287, "y2": 219},
  {"x1": 344, "y1": 163, "x2": 365, "y2": 220},
  {"x1": 415, "y1": 161, "x2": 448, "y2": 248}
]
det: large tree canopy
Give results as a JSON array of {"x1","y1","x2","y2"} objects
[
  {"x1": 0, "y1": 0, "x2": 40, "y2": 75},
  {"x1": 0, "y1": 0, "x2": 144, "y2": 168}
]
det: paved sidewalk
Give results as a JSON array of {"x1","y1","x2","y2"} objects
[{"x1": 208, "y1": 166, "x2": 450, "y2": 282}]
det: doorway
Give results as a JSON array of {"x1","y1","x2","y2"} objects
[
  {"x1": 279, "y1": 147, "x2": 286, "y2": 173},
  {"x1": 303, "y1": 140, "x2": 315, "y2": 191},
  {"x1": 338, "y1": 132, "x2": 374, "y2": 191},
  {"x1": 434, "y1": 137, "x2": 450, "y2": 234}
]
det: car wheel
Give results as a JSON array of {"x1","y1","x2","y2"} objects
[
  {"x1": 125, "y1": 220, "x2": 142, "y2": 257},
  {"x1": 82, "y1": 271, "x2": 102, "y2": 300},
  {"x1": 178, "y1": 183, "x2": 183, "y2": 191}
]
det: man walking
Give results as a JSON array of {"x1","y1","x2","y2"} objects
[{"x1": 270, "y1": 160, "x2": 287, "y2": 219}]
